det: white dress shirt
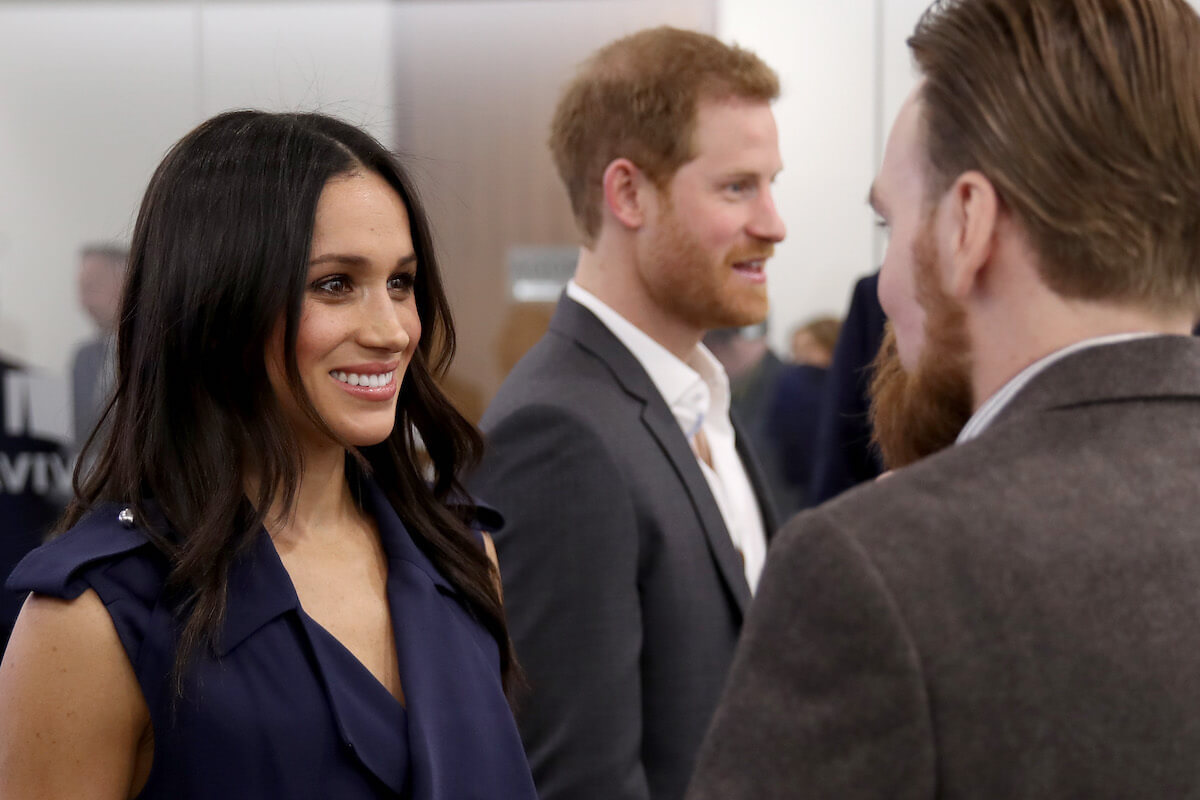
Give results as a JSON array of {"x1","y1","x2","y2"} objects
[
  {"x1": 957, "y1": 332, "x2": 1158, "y2": 443},
  {"x1": 566, "y1": 281, "x2": 769, "y2": 593}
]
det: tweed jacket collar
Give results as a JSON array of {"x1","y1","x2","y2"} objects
[{"x1": 990, "y1": 334, "x2": 1200, "y2": 431}]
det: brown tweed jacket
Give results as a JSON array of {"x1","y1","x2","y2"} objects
[{"x1": 688, "y1": 334, "x2": 1200, "y2": 798}]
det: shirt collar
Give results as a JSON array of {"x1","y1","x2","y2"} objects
[
  {"x1": 566, "y1": 281, "x2": 730, "y2": 434},
  {"x1": 957, "y1": 332, "x2": 1158, "y2": 443}
]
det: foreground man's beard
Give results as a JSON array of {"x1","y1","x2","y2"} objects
[{"x1": 869, "y1": 226, "x2": 975, "y2": 470}]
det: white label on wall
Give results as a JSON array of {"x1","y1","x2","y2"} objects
[{"x1": 507, "y1": 246, "x2": 578, "y2": 303}]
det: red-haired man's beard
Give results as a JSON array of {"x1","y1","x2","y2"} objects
[{"x1": 869, "y1": 222, "x2": 975, "y2": 471}]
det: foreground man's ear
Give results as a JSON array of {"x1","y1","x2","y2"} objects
[{"x1": 941, "y1": 170, "x2": 999, "y2": 301}]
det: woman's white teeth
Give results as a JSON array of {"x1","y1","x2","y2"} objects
[{"x1": 333, "y1": 370, "x2": 394, "y2": 388}]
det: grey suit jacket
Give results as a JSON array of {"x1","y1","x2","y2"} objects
[
  {"x1": 470, "y1": 296, "x2": 780, "y2": 800},
  {"x1": 689, "y1": 334, "x2": 1200, "y2": 799}
]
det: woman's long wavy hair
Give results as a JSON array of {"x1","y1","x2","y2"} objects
[{"x1": 62, "y1": 110, "x2": 518, "y2": 697}]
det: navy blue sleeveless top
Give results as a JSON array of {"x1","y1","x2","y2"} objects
[{"x1": 6, "y1": 481, "x2": 537, "y2": 800}]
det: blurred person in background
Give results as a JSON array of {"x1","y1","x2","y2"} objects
[
  {"x1": 0, "y1": 110, "x2": 536, "y2": 800},
  {"x1": 807, "y1": 270, "x2": 888, "y2": 503},
  {"x1": 71, "y1": 244, "x2": 126, "y2": 452},
  {"x1": 706, "y1": 315, "x2": 844, "y2": 515},
  {"x1": 789, "y1": 315, "x2": 839, "y2": 366},
  {"x1": 769, "y1": 314, "x2": 842, "y2": 511},
  {"x1": 690, "y1": 0, "x2": 1200, "y2": 796},
  {"x1": 703, "y1": 323, "x2": 799, "y2": 514},
  {"x1": 470, "y1": 26, "x2": 785, "y2": 800}
]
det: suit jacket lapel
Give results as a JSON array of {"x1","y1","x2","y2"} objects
[
  {"x1": 550, "y1": 296, "x2": 753, "y2": 617},
  {"x1": 640, "y1": 400, "x2": 753, "y2": 616}
]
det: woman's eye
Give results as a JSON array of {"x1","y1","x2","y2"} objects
[
  {"x1": 312, "y1": 275, "x2": 351, "y2": 295},
  {"x1": 389, "y1": 272, "x2": 416, "y2": 293}
]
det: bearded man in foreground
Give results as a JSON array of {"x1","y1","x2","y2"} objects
[{"x1": 687, "y1": 0, "x2": 1200, "y2": 797}]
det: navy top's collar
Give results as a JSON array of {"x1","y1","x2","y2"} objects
[
  {"x1": 363, "y1": 480, "x2": 456, "y2": 592},
  {"x1": 216, "y1": 480, "x2": 468, "y2": 656}
]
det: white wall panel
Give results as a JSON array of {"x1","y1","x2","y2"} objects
[
  {"x1": 201, "y1": 1, "x2": 393, "y2": 144},
  {"x1": 0, "y1": 1, "x2": 393, "y2": 379},
  {"x1": 880, "y1": 0, "x2": 932, "y2": 149},
  {"x1": 718, "y1": 0, "x2": 879, "y2": 352},
  {"x1": 0, "y1": 3, "x2": 197, "y2": 373}
]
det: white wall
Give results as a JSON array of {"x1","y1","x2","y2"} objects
[
  {"x1": 0, "y1": 4, "x2": 194, "y2": 374},
  {"x1": 879, "y1": 0, "x2": 936, "y2": 151},
  {"x1": 199, "y1": 3, "x2": 393, "y2": 139},
  {"x1": 718, "y1": 0, "x2": 928, "y2": 353},
  {"x1": 0, "y1": 1, "x2": 393, "y2": 378}
]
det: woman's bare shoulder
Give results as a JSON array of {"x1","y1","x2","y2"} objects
[{"x1": 0, "y1": 589, "x2": 150, "y2": 800}]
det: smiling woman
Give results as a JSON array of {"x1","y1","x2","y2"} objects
[{"x1": 0, "y1": 111, "x2": 536, "y2": 800}]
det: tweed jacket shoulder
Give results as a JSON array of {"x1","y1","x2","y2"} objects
[{"x1": 690, "y1": 335, "x2": 1200, "y2": 799}]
